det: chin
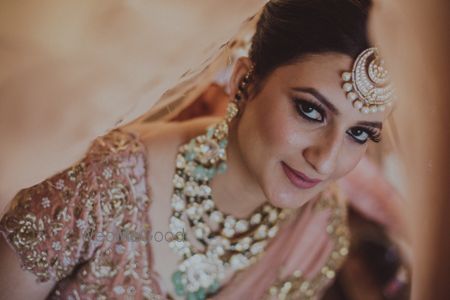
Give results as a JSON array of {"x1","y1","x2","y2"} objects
[
  {"x1": 260, "y1": 161, "x2": 329, "y2": 209},
  {"x1": 264, "y1": 183, "x2": 316, "y2": 209},
  {"x1": 263, "y1": 173, "x2": 327, "y2": 210}
]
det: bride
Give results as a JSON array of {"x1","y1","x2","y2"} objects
[{"x1": 0, "y1": 0, "x2": 405, "y2": 299}]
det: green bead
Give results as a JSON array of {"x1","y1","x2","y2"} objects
[
  {"x1": 207, "y1": 280, "x2": 220, "y2": 294},
  {"x1": 175, "y1": 286, "x2": 185, "y2": 296},
  {"x1": 217, "y1": 162, "x2": 227, "y2": 174},
  {"x1": 206, "y1": 168, "x2": 216, "y2": 179},
  {"x1": 185, "y1": 150, "x2": 196, "y2": 161},
  {"x1": 171, "y1": 270, "x2": 184, "y2": 286},
  {"x1": 207, "y1": 127, "x2": 215, "y2": 139},
  {"x1": 196, "y1": 287, "x2": 206, "y2": 300},
  {"x1": 187, "y1": 292, "x2": 198, "y2": 300},
  {"x1": 194, "y1": 166, "x2": 205, "y2": 178},
  {"x1": 219, "y1": 139, "x2": 228, "y2": 148}
]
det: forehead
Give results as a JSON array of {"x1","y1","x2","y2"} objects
[{"x1": 267, "y1": 53, "x2": 388, "y2": 123}]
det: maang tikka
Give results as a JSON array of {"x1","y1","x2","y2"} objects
[{"x1": 341, "y1": 47, "x2": 394, "y2": 114}]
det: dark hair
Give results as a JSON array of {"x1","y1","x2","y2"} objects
[{"x1": 249, "y1": 0, "x2": 372, "y2": 83}]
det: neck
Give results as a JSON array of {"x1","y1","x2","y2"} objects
[{"x1": 209, "y1": 121, "x2": 267, "y2": 219}]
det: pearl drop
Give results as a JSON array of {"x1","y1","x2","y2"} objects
[
  {"x1": 353, "y1": 100, "x2": 363, "y2": 109},
  {"x1": 341, "y1": 72, "x2": 351, "y2": 81},
  {"x1": 343, "y1": 83, "x2": 353, "y2": 92},
  {"x1": 347, "y1": 92, "x2": 357, "y2": 101},
  {"x1": 361, "y1": 106, "x2": 370, "y2": 114}
]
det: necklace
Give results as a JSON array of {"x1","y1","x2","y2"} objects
[{"x1": 168, "y1": 118, "x2": 291, "y2": 300}]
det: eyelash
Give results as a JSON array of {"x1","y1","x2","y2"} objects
[
  {"x1": 347, "y1": 127, "x2": 382, "y2": 144},
  {"x1": 293, "y1": 98, "x2": 381, "y2": 144},
  {"x1": 293, "y1": 98, "x2": 326, "y2": 123}
]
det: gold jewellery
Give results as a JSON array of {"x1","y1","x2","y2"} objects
[
  {"x1": 168, "y1": 71, "x2": 291, "y2": 300},
  {"x1": 266, "y1": 186, "x2": 350, "y2": 300},
  {"x1": 341, "y1": 47, "x2": 394, "y2": 114}
]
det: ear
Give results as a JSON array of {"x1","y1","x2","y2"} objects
[{"x1": 228, "y1": 57, "x2": 253, "y2": 100}]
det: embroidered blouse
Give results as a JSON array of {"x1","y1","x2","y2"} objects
[{"x1": 0, "y1": 129, "x2": 349, "y2": 300}]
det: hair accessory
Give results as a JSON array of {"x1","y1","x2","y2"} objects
[{"x1": 341, "y1": 47, "x2": 394, "y2": 114}]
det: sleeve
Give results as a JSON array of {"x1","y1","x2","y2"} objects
[{"x1": 0, "y1": 129, "x2": 148, "y2": 283}]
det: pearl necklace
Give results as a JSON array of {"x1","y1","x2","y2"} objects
[{"x1": 168, "y1": 119, "x2": 291, "y2": 300}]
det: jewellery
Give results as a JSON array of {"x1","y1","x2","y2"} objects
[
  {"x1": 233, "y1": 68, "x2": 254, "y2": 104},
  {"x1": 168, "y1": 73, "x2": 291, "y2": 300},
  {"x1": 266, "y1": 185, "x2": 350, "y2": 300},
  {"x1": 341, "y1": 47, "x2": 394, "y2": 114}
]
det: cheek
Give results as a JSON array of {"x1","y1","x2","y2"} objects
[
  {"x1": 238, "y1": 95, "x2": 316, "y2": 207},
  {"x1": 333, "y1": 144, "x2": 367, "y2": 179},
  {"x1": 236, "y1": 94, "x2": 298, "y2": 181},
  {"x1": 258, "y1": 109, "x2": 292, "y2": 151},
  {"x1": 252, "y1": 95, "x2": 301, "y2": 156}
]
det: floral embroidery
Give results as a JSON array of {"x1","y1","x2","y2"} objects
[
  {"x1": 113, "y1": 286, "x2": 126, "y2": 295},
  {"x1": 41, "y1": 197, "x2": 51, "y2": 208},
  {"x1": 52, "y1": 241, "x2": 62, "y2": 251},
  {"x1": 102, "y1": 167, "x2": 113, "y2": 179},
  {"x1": 76, "y1": 219, "x2": 87, "y2": 230},
  {"x1": 55, "y1": 179, "x2": 65, "y2": 190},
  {"x1": 0, "y1": 130, "x2": 162, "y2": 300}
]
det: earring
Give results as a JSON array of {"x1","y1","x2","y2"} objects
[{"x1": 225, "y1": 68, "x2": 254, "y2": 123}]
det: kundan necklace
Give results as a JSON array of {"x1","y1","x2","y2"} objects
[{"x1": 168, "y1": 102, "x2": 292, "y2": 300}]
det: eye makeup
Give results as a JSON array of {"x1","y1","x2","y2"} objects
[
  {"x1": 292, "y1": 97, "x2": 326, "y2": 123},
  {"x1": 291, "y1": 96, "x2": 382, "y2": 145},
  {"x1": 290, "y1": 89, "x2": 382, "y2": 144},
  {"x1": 346, "y1": 126, "x2": 381, "y2": 144}
]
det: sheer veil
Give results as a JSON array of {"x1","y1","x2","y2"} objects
[{"x1": 0, "y1": 1, "x2": 266, "y2": 200}]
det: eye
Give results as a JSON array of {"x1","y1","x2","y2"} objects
[
  {"x1": 347, "y1": 127, "x2": 381, "y2": 144},
  {"x1": 294, "y1": 99, "x2": 325, "y2": 122}
]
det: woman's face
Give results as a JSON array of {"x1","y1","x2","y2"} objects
[{"x1": 233, "y1": 53, "x2": 388, "y2": 209}]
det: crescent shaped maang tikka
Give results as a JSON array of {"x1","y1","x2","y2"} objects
[{"x1": 341, "y1": 47, "x2": 394, "y2": 114}]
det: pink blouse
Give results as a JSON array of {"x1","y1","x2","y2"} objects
[{"x1": 0, "y1": 129, "x2": 350, "y2": 300}]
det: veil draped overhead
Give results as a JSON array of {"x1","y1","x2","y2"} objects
[{"x1": 0, "y1": 0, "x2": 266, "y2": 196}]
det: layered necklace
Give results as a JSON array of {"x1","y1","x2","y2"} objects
[{"x1": 168, "y1": 103, "x2": 292, "y2": 300}]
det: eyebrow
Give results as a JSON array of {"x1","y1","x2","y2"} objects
[
  {"x1": 291, "y1": 87, "x2": 383, "y2": 129},
  {"x1": 356, "y1": 121, "x2": 383, "y2": 130},
  {"x1": 291, "y1": 87, "x2": 340, "y2": 115}
]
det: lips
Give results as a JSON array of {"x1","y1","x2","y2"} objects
[{"x1": 281, "y1": 161, "x2": 322, "y2": 189}]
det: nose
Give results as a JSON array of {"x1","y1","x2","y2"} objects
[{"x1": 303, "y1": 128, "x2": 344, "y2": 176}]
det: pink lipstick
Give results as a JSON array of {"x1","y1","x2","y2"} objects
[{"x1": 281, "y1": 161, "x2": 322, "y2": 189}]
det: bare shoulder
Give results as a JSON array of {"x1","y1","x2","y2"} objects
[
  {"x1": 125, "y1": 116, "x2": 220, "y2": 151},
  {"x1": 123, "y1": 116, "x2": 220, "y2": 173}
]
